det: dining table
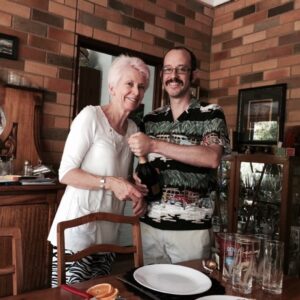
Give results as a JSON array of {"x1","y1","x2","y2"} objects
[{"x1": 2, "y1": 259, "x2": 300, "y2": 300}]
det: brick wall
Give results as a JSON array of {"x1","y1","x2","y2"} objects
[
  {"x1": 1, "y1": 0, "x2": 299, "y2": 169},
  {"x1": 211, "y1": 0, "x2": 300, "y2": 133},
  {"x1": 0, "y1": 0, "x2": 213, "y2": 169}
]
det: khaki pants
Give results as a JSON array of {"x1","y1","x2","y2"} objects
[{"x1": 141, "y1": 222, "x2": 212, "y2": 265}]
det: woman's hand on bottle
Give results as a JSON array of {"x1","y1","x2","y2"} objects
[
  {"x1": 106, "y1": 177, "x2": 143, "y2": 202},
  {"x1": 133, "y1": 172, "x2": 149, "y2": 196},
  {"x1": 106, "y1": 176, "x2": 147, "y2": 216},
  {"x1": 132, "y1": 198, "x2": 147, "y2": 217}
]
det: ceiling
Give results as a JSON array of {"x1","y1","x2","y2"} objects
[{"x1": 198, "y1": 0, "x2": 232, "y2": 7}]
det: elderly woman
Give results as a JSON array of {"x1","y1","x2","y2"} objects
[{"x1": 48, "y1": 54, "x2": 150, "y2": 286}]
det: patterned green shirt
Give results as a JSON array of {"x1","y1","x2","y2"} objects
[{"x1": 140, "y1": 98, "x2": 231, "y2": 230}]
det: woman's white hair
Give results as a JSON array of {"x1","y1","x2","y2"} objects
[{"x1": 108, "y1": 54, "x2": 150, "y2": 89}]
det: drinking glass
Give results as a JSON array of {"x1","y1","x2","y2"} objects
[
  {"x1": 252, "y1": 234, "x2": 269, "y2": 284},
  {"x1": 222, "y1": 233, "x2": 237, "y2": 281},
  {"x1": 262, "y1": 239, "x2": 284, "y2": 294},
  {"x1": 231, "y1": 235, "x2": 256, "y2": 294}
]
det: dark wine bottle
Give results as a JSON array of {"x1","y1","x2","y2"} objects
[{"x1": 135, "y1": 156, "x2": 161, "y2": 202}]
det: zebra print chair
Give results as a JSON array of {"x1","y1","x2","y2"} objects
[{"x1": 56, "y1": 212, "x2": 143, "y2": 285}]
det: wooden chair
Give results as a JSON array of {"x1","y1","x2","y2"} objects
[
  {"x1": 0, "y1": 227, "x2": 23, "y2": 295},
  {"x1": 56, "y1": 212, "x2": 143, "y2": 285}
]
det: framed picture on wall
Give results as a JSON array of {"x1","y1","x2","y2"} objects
[
  {"x1": 0, "y1": 33, "x2": 19, "y2": 60},
  {"x1": 237, "y1": 83, "x2": 287, "y2": 148}
]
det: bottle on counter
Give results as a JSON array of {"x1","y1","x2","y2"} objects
[
  {"x1": 135, "y1": 156, "x2": 161, "y2": 202},
  {"x1": 23, "y1": 160, "x2": 33, "y2": 176}
]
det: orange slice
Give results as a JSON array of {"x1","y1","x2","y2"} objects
[
  {"x1": 96, "y1": 288, "x2": 119, "y2": 300},
  {"x1": 86, "y1": 283, "x2": 113, "y2": 298}
]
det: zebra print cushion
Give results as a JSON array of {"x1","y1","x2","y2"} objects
[{"x1": 51, "y1": 246, "x2": 115, "y2": 287}]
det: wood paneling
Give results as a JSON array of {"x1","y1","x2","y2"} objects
[{"x1": 0, "y1": 184, "x2": 64, "y2": 297}]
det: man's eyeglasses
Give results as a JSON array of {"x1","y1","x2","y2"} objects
[{"x1": 162, "y1": 66, "x2": 191, "y2": 74}]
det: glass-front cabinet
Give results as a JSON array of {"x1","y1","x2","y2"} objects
[{"x1": 216, "y1": 153, "x2": 300, "y2": 276}]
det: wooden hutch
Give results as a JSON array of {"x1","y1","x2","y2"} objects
[{"x1": 0, "y1": 85, "x2": 65, "y2": 297}]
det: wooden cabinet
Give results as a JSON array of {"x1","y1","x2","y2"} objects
[
  {"x1": 0, "y1": 184, "x2": 64, "y2": 297},
  {"x1": 216, "y1": 153, "x2": 300, "y2": 275},
  {"x1": 1, "y1": 85, "x2": 44, "y2": 173}
]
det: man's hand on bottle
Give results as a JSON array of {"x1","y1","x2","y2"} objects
[{"x1": 128, "y1": 132, "x2": 152, "y2": 157}]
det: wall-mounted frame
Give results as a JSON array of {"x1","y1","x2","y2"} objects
[
  {"x1": 237, "y1": 83, "x2": 287, "y2": 148},
  {"x1": 0, "y1": 33, "x2": 19, "y2": 60},
  {"x1": 190, "y1": 86, "x2": 200, "y2": 99}
]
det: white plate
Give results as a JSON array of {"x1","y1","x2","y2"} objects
[
  {"x1": 196, "y1": 296, "x2": 248, "y2": 300},
  {"x1": 133, "y1": 264, "x2": 212, "y2": 295}
]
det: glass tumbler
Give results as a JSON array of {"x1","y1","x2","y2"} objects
[
  {"x1": 262, "y1": 239, "x2": 284, "y2": 294},
  {"x1": 231, "y1": 235, "x2": 256, "y2": 294}
]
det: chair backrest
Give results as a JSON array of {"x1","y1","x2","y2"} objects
[
  {"x1": 0, "y1": 227, "x2": 23, "y2": 295},
  {"x1": 56, "y1": 212, "x2": 143, "y2": 285}
]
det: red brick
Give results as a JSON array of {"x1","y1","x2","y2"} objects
[
  {"x1": 64, "y1": 19, "x2": 76, "y2": 32},
  {"x1": 222, "y1": 18, "x2": 243, "y2": 33},
  {"x1": 220, "y1": 76, "x2": 238, "y2": 87},
  {"x1": 13, "y1": 0, "x2": 48, "y2": 10},
  {"x1": 220, "y1": 56, "x2": 241, "y2": 68},
  {"x1": 266, "y1": 22, "x2": 294, "y2": 38},
  {"x1": 231, "y1": 44, "x2": 253, "y2": 57},
  {"x1": 1, "y1": 0, "x2": 30, "y2": 18},
  {"x1": 257, "y1": 0, "x2": 281, "y2": 11},
  {"x1": 210, "y1": 69, "x2": 230, "y2": 80},
  {"x1": 78, "y1": 0, "x2": 95, "y2": 13},
  {"x1": 119, "y1": 36, "x2": 142, "y2": 52},
  {"x1": 131, "y1": 29, "x2": 154, "y2": 44},
  {"x1": 93, "y1": 29, "x2": 119, "y2": 46},
  {"x1": 56, "y1": 92, "x2": 73, "y2": 105},
  {"x1": 157, "y1": 0, "x2": 176, "y2": 12},
  {"x1": 0, "y1": 59, "x2": 24, "y2": 71},
  {"x1": 243, "y1": 31, "x2": 266, "y2": 44},
  {"x1": 44, "y1": 101, "x2": 71, "y2": 117},
  {"x1": 60, "y1": 43, "x2": 74, "y2": 56},
  {"x1": 19, "y1": 45, "x2": 46, "y2": 63},
  {"x1": 291, "y1": 65, "x2": 300, "y2": 76},
  {"x1": 242, "y1": 45, "x2": 293, "y2": 64},
  {"x1": 143, "y1": 1, "x2": 165, "y2": 18},
  {"x1": 94, "y1": 5, "x2": 122, "y2": 23},
  {"x1": 44, "y1": 77, "x2": 72, "y2": 94},
  {"x1": 232, "y1": 24, "x2": 254, "y2": 38},
  {"x1": 29, "y1": 34, "x2": 60, "y2": 53},
  {"x1": 253, "y1": 59, "x2": 278, "y2": 72},
  {"x1": 230, "y1": 64, "x2": 252, "y2": 76},
  {"x1": 48, "y1": 1, "x2": 76, "y2": 19},
  {"x1": 25, "y1": 61, "x2": 58, "y2": 77},
  {"x1": 145, "y1": 23, "x2": 165, "y2": 39},
  {"x1": 155, "y1": 17, "x2": 175, "y2": 32},
  {"x1": 224, "y1": 0, "x2": 246, "y2": 13},
  {"x1": 278, "y1": 54, "x2": 300, "y2": 67},
  {"x1": 0, "y1": 11, "x2": 12, "y2": 26},
  {"x1": 214, "y1": 13, "x2": 233, "y2": 27},
  {"x1": 49, "y1": 27, "x2": 75, "y2": 45},
  {"x1": 141, "y1": 44, "x2": 164, "y2": 57},
  {"x1": 107, "y1": 21, "x2": 131, "y2": 37},
  {"x1": 243, "y1": 10, "x2": 267, "y2": 26},
  {"x1": 76, "y1": 23, "x2": 93, "y2": 37},
  {"x1": 280, "y1": 9, "x2": 300, "y2": 24},
  {"x1": 264, "y1": 67, "x2": 290, "y2": 81},
  {"x1": 253, "y1": 37, "x2": 278, "y2": 52},
  {"x1": 290, "y1": 88, "x2": 300, "y2": 99}
]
